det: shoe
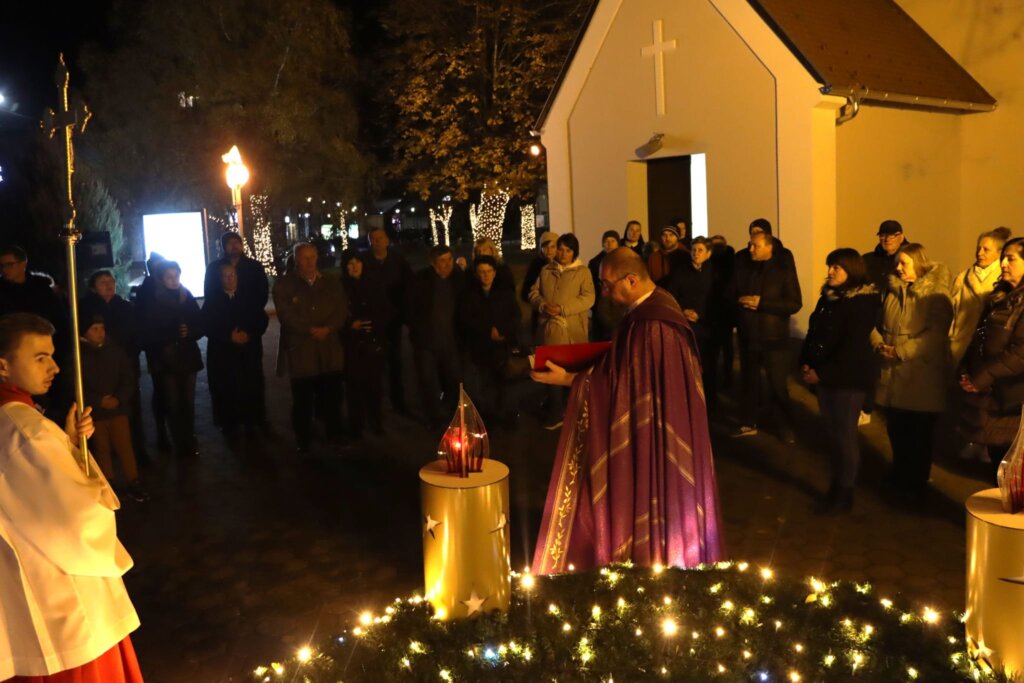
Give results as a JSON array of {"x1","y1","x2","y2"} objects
[
  {"x1": 543, "y1": 419, "x2": 564, "y2": 431},
  {"x1": 730, "y1": 425, "x2": 758, "y2": 438},
  {"x1": 817, "y1": 487, "x2": 853, "y2": 515},
  {"x1": 857, "y1": 411, "x2": 871, "y2": 427}
]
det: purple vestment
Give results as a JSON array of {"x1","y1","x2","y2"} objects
[{"x1": 532, "y1": 287, "x2": 725, "y2": 574}]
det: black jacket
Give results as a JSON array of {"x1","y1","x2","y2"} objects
[
  {"x1": 406, "y1": 268, "x2": 464, "y2": 351},
  {"x1": 201, "y1": 289, "x2": 270, "y2": 344},
  {"x1": 204, "y1": 255, "x2": 270, "y2": 306},
  {"x1": 141, "y1": 286, "x2": 205, "y2": 374},
  {"x1": 0, "y1": 274, "x2": 70, "y2": 352},
  {"x1": 863, "y1": 245, "x2": 899, "y2": 295},
  {"x1": 458, "y1": 283, "x2": 521, "y2": 369},
  {"x1": 342, "y1": 273, "x2": 393, "y2": 354},
  {"x1": 732, "y1": 253, "x2": 802, "y2": 345},
  {"x1": 521, "y1": 256, "x2": 548, "y2": 304},
  {"x1": 665, "y1": 260, "x2": 713, "y2": 321},
  {"x1": 800, "y1": 284, "x2": 880, "y2": 391},
  {"x1": 363, "y1": 249, "x2": 413, "y2": 325},
  {"x1": 81, "y1": 339, "x2": 136, "y2": 420}
]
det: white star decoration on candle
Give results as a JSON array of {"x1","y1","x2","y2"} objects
[
  {"x1": 490, "y1": 513, "x2": 507, "y2": 534},
  {"x1": 424, "y1": 514, "x2": 441, "y2": 540},
  {"x1": 974, "y1": 639, "x2": 995, "y2": 661},
  {"x1": 461, "y1": 588, "x2": 487, "y2": 616}
]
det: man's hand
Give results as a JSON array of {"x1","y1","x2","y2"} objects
[
  {"x1": 683, "y1": 309, "x2": 698, "y2": 323},
  {"x1": 178, "y1": 323, "x2": 189, "y2": 338},
  {"x1": 455, "y1": 256, "x2": 468, "y2": 270},
  {"x1": 801, "y1": 364, "x2": 820, "y2": 385},
  {"x1": 351, "y1": 320, "x2": 373, "y2": 331},
  {"x1": 230, "y1": 328, "x2": 250, "y2": 345},
  {"x1": 960, "y1": 374, "x2": 980, "y2": 393},
  {"x1": 877, "y1": 344, "x2": 898, "y2": 360},
  {"x1": 310, "y1": 326, "x2": 330, "y2": 341},
  {"x1": 100, "y1": 395, "x2": 120, "y2": 410},
  {"x1": 739, "y1": 295, "x2": 760, "y2": 310},
  {"x1": 65, "y1": 404, "x2": 95, "y2": 442},
  {"x1": 531, "y1": 360, "x2": 576, "y2": 386}
]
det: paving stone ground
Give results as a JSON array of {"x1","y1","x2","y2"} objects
[{"x1": 115, "y1": 320, "x2": 987, "y2": 683}]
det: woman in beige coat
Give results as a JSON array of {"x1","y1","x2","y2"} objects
[
  {"x1": 949, "y1": 227, "x2": 1011, "y2": 364},
  {"x1": 871, "y1": 243, "x2": 952, "y2": 502},
  {"x1": 529, "y1": 233, "x2": 596, "y2": 346}
]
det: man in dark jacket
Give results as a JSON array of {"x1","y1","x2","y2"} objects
[
  {"x1": 0, "y1": 245, "x2": 69, "y2": 357},
  {"x1": 204, "y1": 231, "x2": 270, "y2": 305},
  {"x1": 407, "y1": 245, "x2": 464, "y2": 429},
  {"x1": 363, "y1": 227, "x2": 414, "y2": 415},
  {"x1": 731, "y1": 232, "x2": 802, "y2": 440},
  {"x1": 862, "y1": 219, "x2": 906, "y2": 294}
]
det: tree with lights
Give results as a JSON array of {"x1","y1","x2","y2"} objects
[
  {"x1": 371, "y1": 0, "x2": 586, "y2": 244},
  {"x1": 80, "y1": 0, "x2": 367, "y2": 233}
]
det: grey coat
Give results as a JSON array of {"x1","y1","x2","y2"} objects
[
  {"x1": 871, "y1": 263, "x2": 953, "y2": 413},
  {"x1": 273, "y1": 272, "x2": 348, "y2": 378}
]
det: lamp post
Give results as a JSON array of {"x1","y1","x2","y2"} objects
[{"x1": 222, "y1": 145, "x2": 250, "y2": 240}]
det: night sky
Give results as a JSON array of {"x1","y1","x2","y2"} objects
[{"x1": 0, "y1": 4, "x2": 111, "y2": 130}]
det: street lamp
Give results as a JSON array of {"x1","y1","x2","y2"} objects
[{"x1": 222, "y1": 145, "x2": 250, "y2": 239}]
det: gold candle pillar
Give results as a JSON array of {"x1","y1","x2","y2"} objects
[
  {"x1": 420, "y1": 459, "x2": 511, "y2": 620},
  {"x1": 966, "y1": 488, "x2": 1024, "y2": 678}
]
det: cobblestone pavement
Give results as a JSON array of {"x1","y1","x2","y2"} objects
[{"x1": 116, "y1": 320, "x2": 983, "y2": 682}]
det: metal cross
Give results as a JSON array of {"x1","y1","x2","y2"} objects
[{"x1": 41, "y1": 53, "x2": 93, "y2": 475}]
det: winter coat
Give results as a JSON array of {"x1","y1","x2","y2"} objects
[
  {"x1": 863, "y1": 245, "x2": 900, "y2": 295},
  {"x1": 0, "y1": 401, "x2": 139, "y2": 678},
  {"x1": 140, "y1": 286, "x2": 204, "y2": 375},
  {"x1": 800, "y1": 284, "x2": 880, "y2": 392},
  {"x1": 342, "y1": 273, "x2": 392, "y2": 358},
  {"x1": 405, "y1": 268, "x2": 464, "y2": 351},
  {"x1": 647, "y1": 247, "x2": 689, "y2": 285},
  {"x1": 949, "y1": 261, "x2": 1001, "y2": 365},
  {"x1": 81, "y1": 340, "x2": 136, "y2": 420},
  {"x1": 202, "y1": 289, "x2": 270, "y2": 343},
  {"x1": 203, "y1": 255, "x2": 269, "y2": 307},
  {"x1": 731, "y1": 253, "x2": 802, "y2": 347},
  {"x1": 458, "y1": 282, "x2": 521, "y2": 370},
  {"x1": 529, "y1": 259, "x2": 595, "y2": 345},
  {"x1": 871, "y1": 264, "x2": 953, "y2": 413},
  {"x1": 273, "y1": 272, "x2": 348, "y2": 378},
  {"x1": 959, "y1": 281, "x2": 1024, "y2": 446},
  {"x1": 363, "y1": 250, "x2": 413, "y2": 325},
  {"x1": 0, "y1": 274, "x2": 70, "y2": 354}
]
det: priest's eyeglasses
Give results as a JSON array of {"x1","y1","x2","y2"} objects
[{"x1": 600, "y1": 273, "x2": 633, "y2": 291}]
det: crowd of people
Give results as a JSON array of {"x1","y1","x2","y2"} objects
[{"x1": 0, "y1": 217, "x2": 1020, "y2": 515}]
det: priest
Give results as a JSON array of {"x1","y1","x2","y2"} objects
[
  {"x1": 0, "y1": 313, "x2": 143, "y2": 683},
  {"x1": 531, "y1": 248, "x2": 724, "y2": 574}
]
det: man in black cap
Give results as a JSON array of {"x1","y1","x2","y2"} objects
[{"x1": 862, "y1": 220, "x2": 905, "y2": 294}]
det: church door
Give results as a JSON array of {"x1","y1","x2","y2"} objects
[{"x1": 646, "y1": 155, "x2": 692, "y2": 237}]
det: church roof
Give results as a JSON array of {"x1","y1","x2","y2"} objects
[
  {"x1": 535, "y1": 0, "x2": 995, "y2": 130},
  {"x1": 748, "y1": 0, "x2": 996, "y2": 111}
]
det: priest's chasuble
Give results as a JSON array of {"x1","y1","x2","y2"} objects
[
  {"x1": 0, "y1": 386, "x2": 142, "y2": 682},
  {"x1": 532, "y1": 287, "x2": 725, "y2": 574}
]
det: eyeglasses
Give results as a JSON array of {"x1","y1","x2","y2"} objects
[{"x1": 600, "y1": 273, "x2": 633, "y2": 291}]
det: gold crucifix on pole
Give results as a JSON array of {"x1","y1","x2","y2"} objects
[{"x1": 41, "y1": 53, "x2": 92, "y2": 476}]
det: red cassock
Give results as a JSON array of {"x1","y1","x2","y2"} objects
[{"x1": 3, "y1": 638, "x2": 143, "y2": 683}]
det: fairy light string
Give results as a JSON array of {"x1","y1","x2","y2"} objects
[{"x1": 249, "y1": 562, "x2": 996, "y2": 682}]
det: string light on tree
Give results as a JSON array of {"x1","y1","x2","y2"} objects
[
  {"x1": 469, "y1": 188, "x2": 510, "y2": 256},
  {"x1": 247, "y1": 194, "x2": 277, "y2": 276},
  {"x1": 429, "y1": 205, "x2": 453, "y2": 246},
  {"x1": 520, "y1": 204, "x2": 536, "y2": 250}
]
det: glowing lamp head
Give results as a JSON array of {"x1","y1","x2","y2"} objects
[
  {"x1": 529, "y1": 143, "x2": 542, "y2": 157},
  {"x1": 222, "y1": 145, "x2": 250, "y2": 189}
]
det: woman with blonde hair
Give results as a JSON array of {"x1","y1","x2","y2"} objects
[
  {"x1": 950, "y1": 227, "x2": 1011, "y2": 364},
  {"x1": 872, "y1": 242, "x2": 952, "y2": 502}
]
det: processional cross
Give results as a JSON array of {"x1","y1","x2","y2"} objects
[
  {"x1": 641, "y1": 19, "x2": 678, "y2": 117},
  {"x1": 41, "y1": 54, "x2": 93, "y2": 475}
]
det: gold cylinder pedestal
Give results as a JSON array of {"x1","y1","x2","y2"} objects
[
  {"x1": 420, "y1": 459, "x2": 511, "y2": 620},
  {"x1": 966, "y1": 488, "x2": 1024, "y2": 677}
]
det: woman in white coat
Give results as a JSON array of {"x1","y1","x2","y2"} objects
[
  {"x1": 0, "y1": 313, "x2": 143, "y2": 682},
  {"x1": 950, "y1": 227, "x2": 1011, "y2": 365}
]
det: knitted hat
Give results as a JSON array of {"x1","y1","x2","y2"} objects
[{"x1": 539, "y1": 231, "x2": 559, "y2": 246}]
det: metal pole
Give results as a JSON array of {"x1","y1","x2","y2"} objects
[{"x1": 63, "y1": 234, "x2": 89, "y2": 475}]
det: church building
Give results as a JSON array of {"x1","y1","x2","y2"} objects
[{"x1": 536, "y1": 0, "x2": 1022, "y2": 329}]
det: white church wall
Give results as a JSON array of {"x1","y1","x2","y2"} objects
[
  {"x1": 899, "y1": 0, "x2": 1024, "y2": 255},
  {"x1": 558, "y1": 0, "x2": 781, "y2": 259},
  {"x1": 835, "y1": 108, "x2": 963, "y2": 270}
]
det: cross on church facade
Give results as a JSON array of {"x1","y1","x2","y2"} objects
[{"x1": 641, "y1": 19, "x2": 677, "y2": 117}]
